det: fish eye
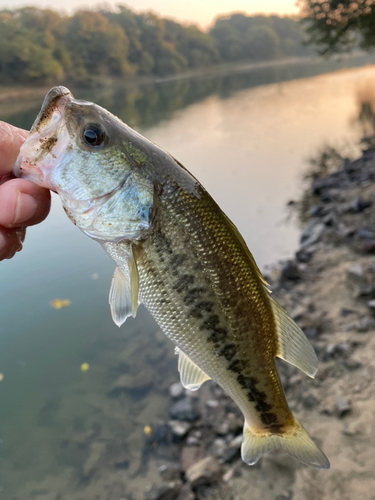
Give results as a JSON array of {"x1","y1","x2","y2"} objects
[{"x1": 82, "y1": 124, "x2": 105, "y2": 147}]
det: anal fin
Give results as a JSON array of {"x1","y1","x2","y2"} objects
[
  {"x1": 271, "y1": 297, "x2": 318, "y2": 378},
  {"x1": 176, "y1": 348, "x2": 211, "y2": 391}
]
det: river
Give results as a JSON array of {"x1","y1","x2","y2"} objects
[{"x1": 1, "y1": 55, "x2": 375, "y2": 499}]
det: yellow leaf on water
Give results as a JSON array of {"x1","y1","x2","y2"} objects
[
  {"x1": 50, "y1": 299, "x2": 71, "y2": 309},
  {"x1": 143, "y1": 425, "x2": 152, "y2": 436},
  {"x1": 0, "y1": 373, "x2": 3, "y2": 382},
  {"x1": 80, "y1": 363, "x2": 90, "y2": 372}
]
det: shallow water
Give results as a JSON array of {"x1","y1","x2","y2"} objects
[{"x1": 1, "y1": 55, "x2": 375, "y2": 499}]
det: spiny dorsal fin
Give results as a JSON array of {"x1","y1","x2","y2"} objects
[
  {"x1": 109, "y1": 247, "x2": 139, "y2": 327},
  {"x1": 175, "y1": 347, "x2": 211, "y2": 391},
  {"x1": 222, "y1": 212, "x2": 271, "y2": 291},
  {"x1": 270, "y1": 296, "x2": 318, "y2": 378}
]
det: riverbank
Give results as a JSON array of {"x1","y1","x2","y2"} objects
[
  {"x1": 141, "y1": 144, "x2": 375, "y2": 499},
  {"x1": 0, "y1": 52, "x2": 370, "y2": 106}
]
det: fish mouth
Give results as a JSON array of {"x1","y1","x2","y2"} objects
[{"x1": 13, "y1": 86, "x2": 74, "y2": 188}]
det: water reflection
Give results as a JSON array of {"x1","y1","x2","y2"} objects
[{"x1": 3, "y1": 54, "x2": 375, "y2": 132}]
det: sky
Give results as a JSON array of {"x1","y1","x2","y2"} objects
[{"x1": 0, "y1": 0, "x2": 300, "y2": 28}]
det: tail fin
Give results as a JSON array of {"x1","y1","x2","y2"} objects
[{"x1": 241, "y1": 419, "x2": 330, "y2": 470}]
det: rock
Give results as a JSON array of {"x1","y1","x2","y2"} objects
[
  {"x1": 169, "y1": 382, "x2": 184, "y2": 399},
  {"x1": 206, "y1": 399, "x2": 220, "y2": 408},
  {"x1": 308, "y1": 204, "x2": 326, "y2": 217},
  {"x1": 145, "y1": 424, "x2": 171, "y2": 447},
  {"x1": 304, "y1": 327, "x2": 318, "y2": 339},
  {"x1": 169, "y1": 398, "x2": 200, "y2": 421},
  {"x1": 356, "y1": 316, "x2": 375, "y2": 332},
  {"x1": 302, "y1": 393, "x2": 317, "y2": 409},
  {"x1": 324, "y1": 342, "x2": 350, "y2": 360},
  {"x1": 214, "y1": 422, "x2": 229, "y2": 435},
  {"x1": 176, "y1": 484, "x2": 194, "y2": 500},
  {"x1": 335, "y1": 396, "x2": 351, "y2": 417},
  {"x1": 82, "y1": 442, "x2": 107, "y2": 477},
  {"x1": 159, "y1": 464, "x2": 181, "y2": 482},
  {"x1": 340, "y1": 308, "x2": 354, "y2": 317},
  {"x1": 343, "y1": 359, "x2": 362, "y2": 370},
  {"x1": 279, "y1": 260, "x2": 300, "y2": 281},
  {"x1": 186, "y1": 436, "x2": 200, "y2": 446},
  {"x1": 211, "y1": 438, "x2": 226, "y2": 458},
  {"x1": 290, "y1": 305, "x2": 305, "y2": 321},
  {"x1": 349, "y1": 196, "x2": 372, "y2": 212},
  {"x1": 168, "y1": 420, "x2": 191, "y2": 439},
  {"x1": 357, "y1": 228, "x2": 374, "y2": 239},
  {"x1": 347, "y1": 262, "x2": 363, "y2": 280},
  {"x1": 185, "y1": 456, "x2": 222, "y2": 487},
  {"x1": 295, "y1": 248, "x2": 313, "y2": 263},
  {"x1": 180, "y1": 446, "x2": 204, "y2": 472},
  {"x1": 367, "y1": 299, "x2": 375, "y2": 312},
  {"x1": 110, "y1": 369, "x2": 153, "y2": 396},
  {"x1": 146, "y1": 482, "x2": 182, "y2": 500},
  {"x1": 300, "y1": 221, "x2": 325, "y2": 247}
]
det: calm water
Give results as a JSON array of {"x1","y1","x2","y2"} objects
[{"x1": 1, "y1": 56, "x2": 375, "y2": 499}]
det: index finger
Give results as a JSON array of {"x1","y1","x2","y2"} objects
[{"x1": 0, "y1": 121, "x2": 28, "y2": 176}]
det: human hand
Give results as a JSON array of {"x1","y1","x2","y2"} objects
[{"x1": 0, "y1": 121, "x2": 51, "y2": 260}]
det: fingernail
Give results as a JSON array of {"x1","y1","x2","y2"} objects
[{"x1": 14, "y1": 192, "x2": 38, "y2": 225}]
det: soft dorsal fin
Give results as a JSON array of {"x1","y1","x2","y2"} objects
[
  {"x1": 270, "y1": 297, "x2": 318, "y2": 378},
  {"x1": 222, "y1": 212, "x2": 271, "y2": 291},
  {"x1": 109, "y1": 247, "x2": 139, "y2": 327},
  {"x1": 175, "y1": 347, "x2": 211, "y2": 391}
]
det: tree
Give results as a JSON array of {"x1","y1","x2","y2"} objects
[{"x1": 299, "y1": 0, "x2": 375, "y2": 54}]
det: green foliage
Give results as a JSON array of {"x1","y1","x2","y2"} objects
[
  {"x1": 0, "y1": 6, "x2": 312, "y2": 85},
  {"x1": 299, "y1": 0, "x2": 375, "y2": 54},
  {"x1": 210, "y1": 13, "x2": 312, "y2": 62}
]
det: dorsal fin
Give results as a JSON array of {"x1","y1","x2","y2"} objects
[
  {"x1": 176, "y1": 347, "x2": 211, "y2": 391},
  {"x1": 222, "y1": 212, "x2": 271, "y2": 291},
  {"x1": 270, "y1": 297, "x2": 318, "y2": 378}
]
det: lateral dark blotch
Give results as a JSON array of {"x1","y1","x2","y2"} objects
[{"x1": 219, "y1": 343, "x2": 236, "y2": 361}]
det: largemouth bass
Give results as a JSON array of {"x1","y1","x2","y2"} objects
[{"x1": 14, "y1": 86, "x2": 329, "y2": 469}]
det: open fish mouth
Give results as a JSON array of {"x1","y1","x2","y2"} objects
[{"x1": 13, "y1": 86, "x2": 74, "y2": 189}]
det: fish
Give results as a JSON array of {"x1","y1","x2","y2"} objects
[{"x1": 13, "y1": 86, "x2": 329, "y2": 470}]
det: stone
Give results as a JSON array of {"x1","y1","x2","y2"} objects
[
  {"x1": 300, "y1": 221, "x2": 325, "y2": 248},
  {"x1": 308, "y1": 204, "x2": 326, "y2": 217},
  {"x1": 169, "y1": 382, "x2": 184, "y2": 399},
  {"x1": 180, "y1": 446, "x2": 204, "y2": 472},
  {"x1": 341, "y1": 308, "x2": 354, "y2": 317},
  {"x1": 168, "y1": 420, "x2": 191, "y2": 439},
  {"x1": 357, "y1": 228, "x2": 374, "y2": 239},
  {"x1": 302, "y1": 394, "x2": 317, "y2": 409},
  {"x1": 169, "y1": 398, "x2": 200, "y2": 421},
  {"x1": 82, "y1": 442, "x2": 107, "y2": 477},
  {"x1": 356, "y1": 316, "x2": 375, "y2": 332},
  {"x1": 147, "y1": 482, "x2": 182, "y2": 500},
  {"x1": 185, "y1": 456, "x2": 222, "y2": 487},
  {"x1": 304, "y1": 327, "x2": 318, "y2": 339},
  {"x1": 159, "y1": 464, "x2": 181, "y2": 482},
  {"x1": 176, "y1": 484, "x2": 194, "y2": 500},
  {"x1": 214, "y1": 422, "x2": 229, "y2": 435},
  {"x1": 206, "y1": 399, "x2": 220, "y2": 408},
  {"x1": 343, "y1": 359, "x2": 362, "y2": 370},
  {"x1": 349, "y1": 196, "x2": 372, "y2": 212},
  {"x1": 295, "y1": 248, "x2": 313, "y2": 263},
  {"x1": 335, "y1": 396, "x2": 351, "y2": 417},
  {"x1": 110, "y1": 369, "x2": 153, "y2": 396},
  {"x1": 279, "y1": 260, "x2": 300, "y2": 281}
]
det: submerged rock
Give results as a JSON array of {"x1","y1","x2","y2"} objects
[
  {"x1": 169, "y1": 398, "x2": 200, "y2": 422},
  {"x1": 300, "y1": 221, "x2": 325, "y2": 248},
  {"x1": 185, "y1": 456, "x2": 222, "y2": 487}
]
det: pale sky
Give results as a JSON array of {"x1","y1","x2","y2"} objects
[{"x1": 0, "y1": 0, "x2": 299, "y2": 28}]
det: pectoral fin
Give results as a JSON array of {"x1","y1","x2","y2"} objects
[
  {"x1": 109, "y1": 248, "x2": 139, "y2": 327},
  {"x1": 176, "y1": 347, "x2": 211, "y2": 391},
  {"x1": 109, "y1": 267, "x2": 132, "y2": 327},
  {"x1": 271, "y1": 297, "x2": 318, "y2": 378}
]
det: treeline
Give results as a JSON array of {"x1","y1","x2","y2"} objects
[{"x1": 0, "y1": 6, "x2": 313, "y2": 84}]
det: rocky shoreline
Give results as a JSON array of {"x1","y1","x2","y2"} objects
[{"x1": 142, "y1": 144, "x2": 375, "y2": 500}]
